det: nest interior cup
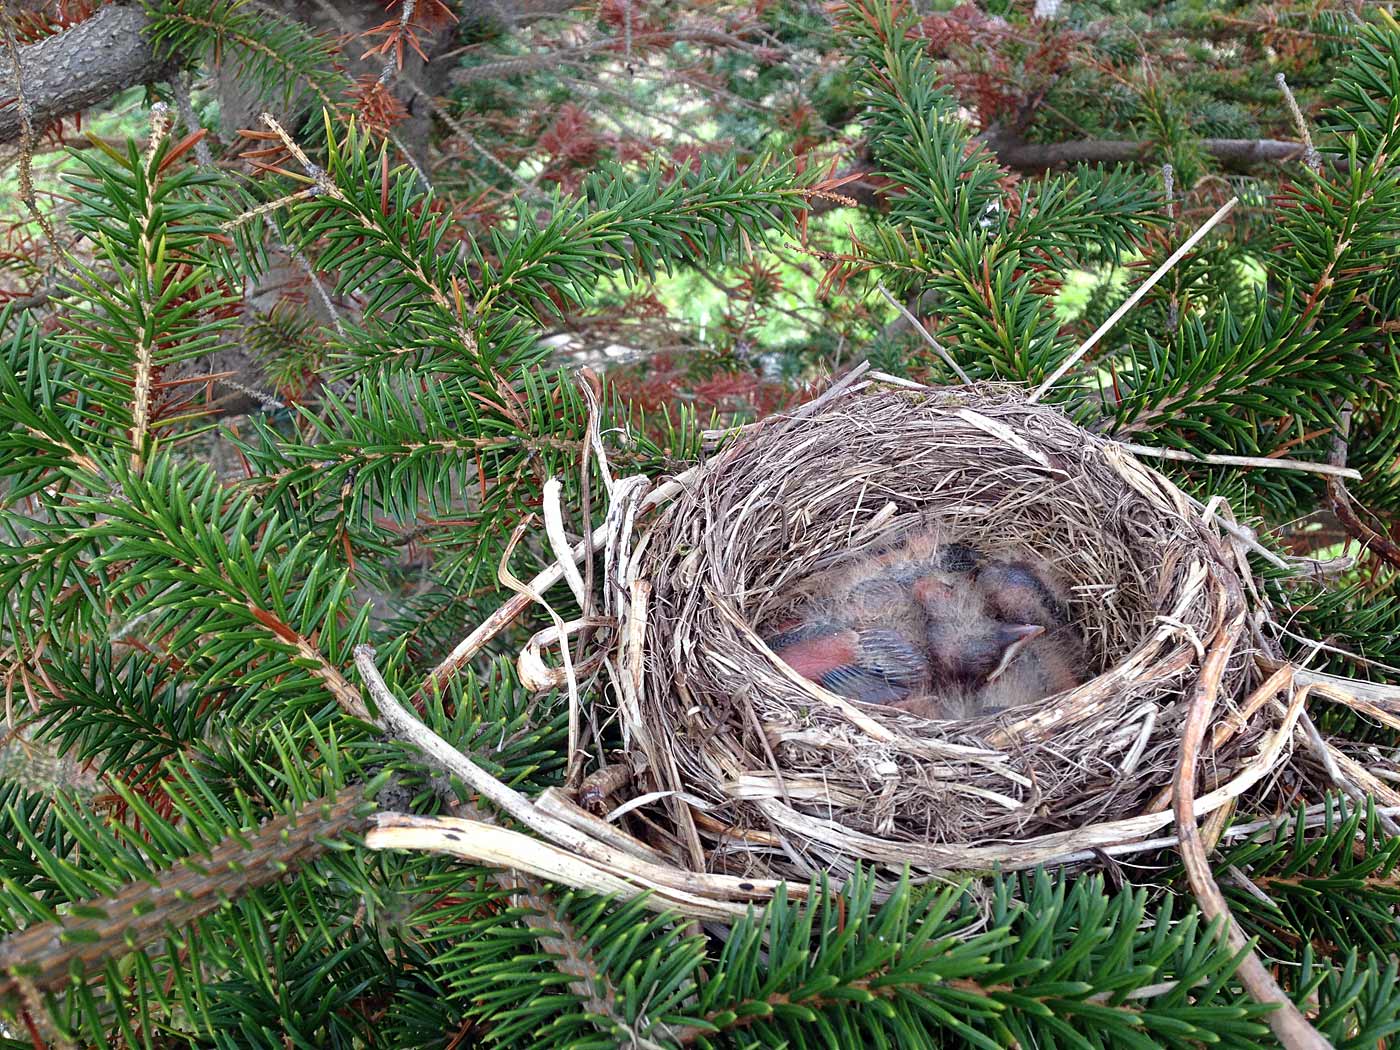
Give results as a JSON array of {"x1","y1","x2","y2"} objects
[{"x1": 623, "y1": 383, "x2": 1267, "y2": 880}]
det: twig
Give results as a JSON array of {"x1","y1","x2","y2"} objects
[
  {"x1": 355, "y1": 645, "x2": 790, "y2": 907},
  {"x1": 172, "y1": 73, "x2": 215, "y2": 169},
  {"x1": 875, "y1": 283, "x2": 971, "y2": 383},
  {"x1": 0, "y1": 0, "x2": 55, "y2": 244},
  {"x1": 1275, "y1": 73, "x2": 1322, "y2": 175},
  {"x1": 1030, "y1": 197, "x2": 1238, "y2": 402},
  {"x1": 1324, "y1": 400, "x2": 1400, "y2": 570},
  {"x1": 981, "y1": 131, "x2": 1343, "y2": 173},
  {"x1": 1295, "y1": 710, "x2": 1400, "y2": 836},
  {"x1": 1032, "y1": 802, "x2": 1400, "y2": 868},
  {"x1": 1116, "y1": 442, "x2": 1360, "y2": 480},
  {"x1": 367, "y1": 813, "x2": 746, "y2": 921},
  {"x1": 1172, "y1": 615, "x2": 1334, "y2": 1050},
  {"x1": 1271, "y1": 624, "x2": 1400, "y2": 679},
  {"x1": 1174, "y1": 488, "x2": 1293, "y2": 571},
  {"x1": 1292, "y1": 666, "x2": 1400, "y2": 706},
  {"x1": 1225, "y1": 865, "x2": 1276, "y2": 908}
]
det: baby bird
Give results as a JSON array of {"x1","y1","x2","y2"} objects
[
  {"x1": 975, "y1": 556, "x2": 1086, "y2": 689},
  {"x1": 914, "y1": 575, "x2": 1043, "y2": 689},
  {"x1": 868, "y1": 530, "x2": 983, "y2": 581},
  {"x1": 893, "y1": 637, "x2": 1078, "y2": 720},
  {"x1": 763, "y1": 535, "x2": 1087, "y2": 719},
  {"x1": 965, "y1": 555, "x2": 1087, "y2": 714},
  {"x1": 975, "y1": 636, "x2": 1082, "y2": 712},
  {"x1": 763, "y1": 617, "x2": 929, "y2": 704},
  {"x1": 895, "y1": 554, "x2": 1086, "y2": 720},
  {"x1": 976, "y1": 558, "x2": 1073, "y2": 631},
  {"x1": 769, "y1": 539, "x2": 946, "y2": 703}
]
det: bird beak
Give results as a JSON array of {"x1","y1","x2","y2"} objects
[{"x1": 985, "y1": 623, "x2": 1045, "y2": 683}]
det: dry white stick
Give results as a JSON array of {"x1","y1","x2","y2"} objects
[
  {"x1": 1274, "y1": 628, "x2": 1400, "y2": 680},
  {"x1": 366, "y1": 815, "x2": 747, "y2": 921},
  {"x1": 357, "y1": 645, "x2": 791, "y2": 904},
  {"x1": 875, "y1": 284, "x2": 972, "y2": 384},
  {"x1": 1174, "y1": 488, "x2": 1294, "y2": 571},
  {"x1": 1030, "y1": 197, "x2": 1239, "y2": 402},
  {"x1": 578, "y1": 376, "x2": 617, "y2": 497},
  {"x1": 1033, "y1": 803, "x2": 1400, "y2": 869},
  {"x1": 534, "y1": 787, "x2": 669, "y2": 864},
  {"x1": 1117, "y1": 442, "x2": 1361, "y2": 481},
  {"x1": 416, "y1": 470, "x2": 693, "y2": 699},
  {"x1": 864, "y1": 370, "x2": 933, "y2": 391},
  {"x1": 1295, "y1": 668, "x2": 1400, "y2": 704},
  {"x1": 496, "y1": 521, "x2": 584, "y2": 783},
  {"x1": 542, "y1": 478, "x2": 587, "y2": 605},
  {"x1": 516, "y1": 616, "x2": 611, "y2": 691}
]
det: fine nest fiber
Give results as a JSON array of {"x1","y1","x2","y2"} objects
[{"x1": 617, "y1": 381, "x2": 1276, "y2": 880}]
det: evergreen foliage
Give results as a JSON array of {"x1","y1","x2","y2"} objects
[{"x1": 0, "y1": 0, "x2": 1397, "y2": 1045}]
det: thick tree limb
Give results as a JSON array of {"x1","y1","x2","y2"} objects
[
  {"x1": 810, "y1": 132, "x2": 1331, "y2": 216},
  {"x1": 0, "y1": 0, "x2": 588, "y2": 148},
  {"x1": 981, "y1": 128, "x2": 1339, "y2": 173},
  {"x1": 0, "y1": 5, "x2": 179, "y2": 145}
]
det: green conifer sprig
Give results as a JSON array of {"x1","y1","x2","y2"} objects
[
  {"x1": 841, "y1": 1, "x2": 1161, "y2": 384},
  {"x1": 405, "y1": 864, "x2": 1277, "y2": 1050},
  {"x1": 2, "y1": 0, "x2": 1399, "y2": 1044},
  {"x1": 1218, "y1": 797, "x2": 1400, "y2": 961},
  {"x1": 143, "y1": 0, "x2": 347, "y2": 116}
]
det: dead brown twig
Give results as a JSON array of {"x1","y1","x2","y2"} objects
[{"x1": 1172, "y1": 608, "x2": 1333, "y2": 1050}]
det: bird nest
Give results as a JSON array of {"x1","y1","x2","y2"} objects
[
  {"x1": 561, "y1": 370, "x2": 1303, "y2": 882},
  {"x1": 364, "y1": 365, "x2": 1384, "y2": 1047}
]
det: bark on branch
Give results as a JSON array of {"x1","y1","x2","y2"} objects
[
  {"x1": 0, "y1": 0, "x2": 588, "y2": 148},
  {"x1": 809, "y1": 131, "x2": 1332, "y2": 216},
  {"x1": 981, "y1": 129, "x2": 1338, "y2": 173},
  {"x1": 0, "y1": 5, "x2": 180, "y2": 145}
]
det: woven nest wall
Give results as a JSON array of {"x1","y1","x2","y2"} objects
[{"x1": 613, "y1": 381, "x2": 1278, "y2": 881}]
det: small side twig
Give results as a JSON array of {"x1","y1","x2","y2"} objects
[
  {"x1": 1295, "y1": 710, "x2": 1400, "y2": 836},
  {"x1": 875, "y1": 283, "x2": 971, "y2": 383},
  {"x1": 1117, "y1": 442, "x2": 1360, "y2": 481},
  {"x1": 0, "y1": 0, "x2": 55, "y2": 244},
  {"x1": 1325, "y1": 401, "x2": 1400, "y2": 570},
  {"x1": 1275, "y1": 73, "x2": 1322, "y2": 175}
]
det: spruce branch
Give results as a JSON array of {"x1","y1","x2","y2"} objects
[
  {"x1": 0, "y1": 782, "x2": 371, "y2": 1002},
  {"x1": 513, "y1": 882, "x2": 673, "y2": 1050},
  {"x1": 448, "y1": 25, "x2": 772, "y2": 86},
  {"x1": 144, "y1": 0, "x2": 347, "y2": 119}
]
